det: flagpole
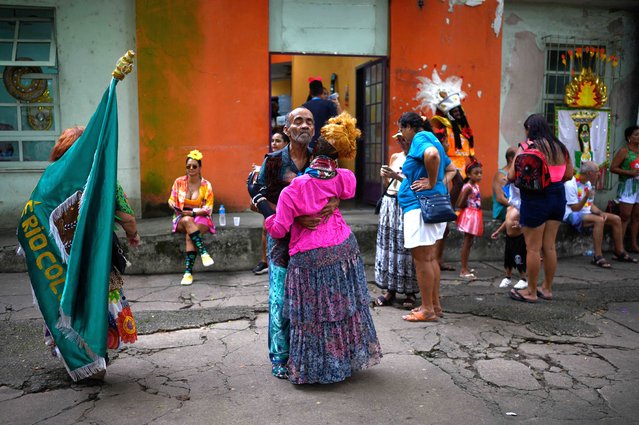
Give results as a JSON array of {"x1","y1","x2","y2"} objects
[{"x1": 112, "y1": 50, "x2": 136, "y2": 81}]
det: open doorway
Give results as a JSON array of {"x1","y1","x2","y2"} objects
[{"x1": 270, "y1": 53, "x2": 387, "y2": 205}]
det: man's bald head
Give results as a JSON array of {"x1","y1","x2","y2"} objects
[{"x1": 284, "y1": 107, "x2": 315, "y2": 146}]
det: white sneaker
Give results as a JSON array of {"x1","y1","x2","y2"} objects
[
  {"x1": 180, "y1": 273, "x2": 193, "y2": 285},
  {"x1": 514, "y1": 279, "x2": 528, "y2": 289},
  {"x1": 201, "y1": 253, "x2": 214, "y2": 267},
  {"x1": 499, "y1": 277, "x2": 512, "y2": 288}
]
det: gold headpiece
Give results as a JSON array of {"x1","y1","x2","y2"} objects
[
  {"x1": 320, "y1": 112, "x2": 361, "y2": 160},
  {"x1": 561, "y1": 47, "x2": 618, "y2": 108},
  {"x1": 187, "y1": 149, "x2": 203, "y2": 161}
]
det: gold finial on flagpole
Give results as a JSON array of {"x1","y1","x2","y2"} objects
[{"x1": 112, "y1": 50, "x2": 136, "y2": 81}]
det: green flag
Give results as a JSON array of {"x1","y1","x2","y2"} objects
[{"x1": 18, "y1": 78, "x2": 120, "y2": 381}]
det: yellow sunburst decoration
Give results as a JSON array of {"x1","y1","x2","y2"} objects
[
  {"x1": 562, "y1": 46, "x2": 619, "y2": 109},
  {"x1": 564, "y1": 68, "x2": 607, "y2": 108}
]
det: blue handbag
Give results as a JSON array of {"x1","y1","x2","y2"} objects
[{"x1": 416, "y1": 193, "x2": 457, "y2": 224}]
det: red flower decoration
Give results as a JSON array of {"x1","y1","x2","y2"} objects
[
  {"x1": 116, "y1": 306, "x2": 138, "y2": 344},
  {"x1": 107, "y1": 327, "x2": 120, "y2": 349}
]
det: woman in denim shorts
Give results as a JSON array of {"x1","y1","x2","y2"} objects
[{"x1": 507, "y1": 114, "x2": 573, "y2": 303}]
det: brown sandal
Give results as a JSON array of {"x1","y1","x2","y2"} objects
[{"x1": 402, "y1": 310, "x2": 438, "y2": 322}]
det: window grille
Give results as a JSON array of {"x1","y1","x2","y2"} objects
[
  {"x1": 541, "y1": 36, "x2": 621, "y2": 133},
  {"x1": 0, "y1": 7, "x2": 59, "y2": 165}
]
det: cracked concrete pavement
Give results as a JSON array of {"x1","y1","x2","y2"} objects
[{"x1": 1, "y1": 256, "x2": 638, "y2": 424}]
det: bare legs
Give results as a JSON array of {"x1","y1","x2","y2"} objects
[
  {"x1": 460, "y1": 233, "x2": 474, "y2": 275},
  {"x1": 437, "y1": 225, "x2": 454, "y2": 270},
  {"x1": 517, "y1": 220, "x2": 560, "y2": 301},
  {"x1": 539, "y1": 220, "x2": 560, "y2": 298},
  {"x1": 582, "y1": 213, "x2": 625, "y2": 257},
  {"x1": 618, "y1": 202, "x2": 639, "y2": 252},
  {"x1": 410, "y1": 244, "x2": 440, "y2": 314}
]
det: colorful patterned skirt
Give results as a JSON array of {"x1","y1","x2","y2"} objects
[
  {"x1": 374, "y1": 195, "x2": 418, "y2": 294},
  {"x1": 106, "y1": 269, "x2": 138, "y2": 349},
  {"x1": 284, "y1": 234, "x2": 382, "y2": 384},
  {"x1": 43, "y1": 269, "x2": 137, "y2": 369}
]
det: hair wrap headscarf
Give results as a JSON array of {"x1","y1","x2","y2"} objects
[{"x1": 320, "y1": 112, "x2": 361, "y2": 160}]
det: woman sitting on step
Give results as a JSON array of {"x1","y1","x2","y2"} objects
[{"x1": 168, "y1": 150, "x2": 216, "y2": 285}]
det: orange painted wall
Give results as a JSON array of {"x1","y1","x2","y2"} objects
[
  {"x1": 389, "y1": 0, "x2": 503, "y2": 200},
  {"x1": 136, "y1": 0, "x2": 270, "y2": 214}
]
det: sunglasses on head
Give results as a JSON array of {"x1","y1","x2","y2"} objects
[{"x1": 186, "y1": 164, "x2": 199, "y2": 169}]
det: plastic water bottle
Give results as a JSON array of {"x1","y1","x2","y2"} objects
[
  {"x1": 583, "y1": 247, "x2": 594, "y2": 256},
  {"x1": 218, "y1": 204, "x2": 226, "y2": 226}
]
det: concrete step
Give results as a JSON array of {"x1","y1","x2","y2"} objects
[{"x1": 2, "y1": 209, "x2": 601, "y2": 274}]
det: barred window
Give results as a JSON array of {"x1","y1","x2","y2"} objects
[
  {"x1": 0, "y1": 7, "x2": 59, "y2": 164},
  {"x1": 541, "y1": 36, "x2": 619, "y2": 133}
]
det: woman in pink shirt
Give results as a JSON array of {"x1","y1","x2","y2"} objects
[
  {"x1": 259, "y1": 113, "x2": 381, "y2": 384},
  {"x1": 507, "y1": 114, "x2": 573, "y2": 303}
]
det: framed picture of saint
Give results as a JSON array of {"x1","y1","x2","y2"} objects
[{"x1": 555, "y1": 107, "x2": 612, "y2": 189}]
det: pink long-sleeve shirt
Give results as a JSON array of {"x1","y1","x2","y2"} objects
[{"x1": 264, "y1": 168, "x2": 356, "y2": 256}]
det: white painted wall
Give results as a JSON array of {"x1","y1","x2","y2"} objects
[
  {"x1": 269, "y1": 0, "x2": 388, "y2": 56},
  {"x1": 0, "y1": 0, "x2": 139, "y2": 229},
  {"x1": 499, "y1": 2, "x2": 639, "y2": 175}
]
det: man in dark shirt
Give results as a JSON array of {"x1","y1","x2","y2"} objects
[
  {"x1": 302, "y1": 80, "x2": 338, "y2": 144},
  {"x1": 248, "y1": 107, "x2": 340, "y2": 379}
]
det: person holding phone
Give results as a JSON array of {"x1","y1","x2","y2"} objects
[{"x1": 374, "y1": 131, "x2": 418, "y2": 309}]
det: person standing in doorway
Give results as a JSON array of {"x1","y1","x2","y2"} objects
[{"x1": 302, "y1": 79, "x2": 339, "y2": 145}]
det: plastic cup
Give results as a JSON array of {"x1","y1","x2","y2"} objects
[{"x1": 233, "y1": 216, "x2": 240, "y2": 226}]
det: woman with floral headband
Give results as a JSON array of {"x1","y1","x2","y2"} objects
[{"x1": 168, "y1": 149, "x2": 215, "y2": 285}]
